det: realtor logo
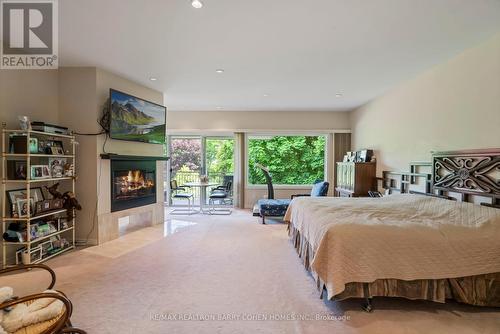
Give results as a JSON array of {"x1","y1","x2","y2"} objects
[{"x1": 1, "y1": 0, "x2": 58, "y2": 69}]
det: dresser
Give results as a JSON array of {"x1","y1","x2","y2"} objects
[{"x1": 335, "y1": 162, "x2": 376, "y2": 197}]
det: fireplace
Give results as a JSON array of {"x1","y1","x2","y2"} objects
[{"x1": 111, "y1": 159, "x2": 157, "y2": 212}]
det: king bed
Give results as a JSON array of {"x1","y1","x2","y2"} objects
[{"x1": 284, "y1": 149, "x2": 500, "y2": 309}]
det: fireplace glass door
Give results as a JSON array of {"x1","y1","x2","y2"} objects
[{"x1": 111, "y1": 160, "x2": 157, "y2": 212}]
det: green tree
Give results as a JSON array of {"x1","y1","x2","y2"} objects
[
  {"x1": 206, "y1": 139, "x2": 234, "y2": 175},
  {"x1": 248, "y1": 136, "x2": 325, "y2": 184}
]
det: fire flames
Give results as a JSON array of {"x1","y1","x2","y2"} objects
[{"x1": 117, "y1": 170, "x2": 154, "y2": 194}]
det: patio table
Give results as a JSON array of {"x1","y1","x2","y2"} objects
[{"x1": 184, "y1": 182, "x2": 219, "y2": 214}]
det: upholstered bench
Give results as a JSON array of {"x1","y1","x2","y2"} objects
[
  {"x1": 256, "y1": 199, "x2": 291, "y2": 224},
  {"x1": 254, "y1": 181, "x2": 330, "y2": 224}
]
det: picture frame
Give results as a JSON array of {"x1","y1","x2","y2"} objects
[
  {"x1": 30, "y1": 224, "x2": 38, "y2": 240},
  {"x1": 59, "y1": 218, "x2": 69, "y2": 229},
  {"x1": 35, "y1": 201, "x2": 43, "y2": 214},
  {"x1": 52, "y1": 198, "x2": 64, "y2": 209},
  {"x1": 358, "y1": 149, "x2": 373, "y2": 163},
  {"x1": 16, "y1": 198, "x2": 34, "y2": 218},
  {"x1": 354, "y1": 151, "x2": 362, "y2": 162},
  {"x1": 52, "y1": 140, "x2": 64, "y2": 150},
  {"x1": 7, "y1": 160, "x2": 28, "y2": 180},
  {"x1": 31, "y1": 165, "x2": 51, "y2": 179},
  {"x1": 37, "y1": 139, "x2": 51, "y2": 154},
  {"x1": 40, "y1": 240, "x2": 53, "y2": 256},
  {"x1": 7, "y1": 188, "x2": 44, "y2": 216},
  {"x1": 42, "y1": 200, "x2": 52, "y2": 212},
  {"x1": 64, "y1": 163, "x2": 74, "y2": 177},
  {"x1": 50, "y1": 146, "x2": 65, "y2": 155},
  {"x1": 28, "y1": 137, "x2": 38, "y2": 154},
  {"x1": 48, "y1": 158, "x2": 67, "y2": 177}
]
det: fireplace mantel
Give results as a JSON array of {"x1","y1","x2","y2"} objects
[{"x1": 100, "y1": 154, "x2": 169, "y2": 161}]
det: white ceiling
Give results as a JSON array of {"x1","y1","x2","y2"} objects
[{"x1": 59, "y1": 0, "x2": 500, "y2": 112}]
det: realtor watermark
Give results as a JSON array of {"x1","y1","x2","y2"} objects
[
  {"x1": 1, "y1": 0, "x2": 58, "y2": 69},
  {"x1": 150, "y1": 312, "x2": 351, "y2": 322}
]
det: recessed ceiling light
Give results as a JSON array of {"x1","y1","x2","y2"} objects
[
  {"x1": 335, "y1": 93, "x2": 343, "y2": 98},
  {"x1": 263, "y1": 93, "x2": 269, "y2": 97},
  {"x1": 191, "y1": 0, "x2": 203, "y2": 9},
  {"x1": 216, "y1": 106, "x2": 223, "y2": 110},
  {"x1": 149, "y1": 77, "x2": 158, "y2": 81},
  {"x1": 215, "y1": 69, "x2": 224, "y2": 73}
]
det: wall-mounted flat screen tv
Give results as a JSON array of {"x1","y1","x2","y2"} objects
[{"x1": 109, "y1": 89, "x2": 166, "y2": 144}]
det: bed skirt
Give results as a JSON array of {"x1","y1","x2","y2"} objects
[{"x1": 288, "y1": 224, "x2": 500, "y2": 307}]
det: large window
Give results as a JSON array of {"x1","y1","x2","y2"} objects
[{"x1": 247, "y1": 135, "x2": 326, "y2": 185}]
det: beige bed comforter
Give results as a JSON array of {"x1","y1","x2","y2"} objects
[{"x1": 284, "y1": 194, "x2": 500, "y2": 299}]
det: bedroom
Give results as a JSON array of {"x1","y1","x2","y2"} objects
[{"x1": 0, "y1": 0, "x2": 499, "y2": 333}]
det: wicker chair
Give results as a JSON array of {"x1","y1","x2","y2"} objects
[{"x1": 0, "y1": 264, "x2": 86, "y2": 334}]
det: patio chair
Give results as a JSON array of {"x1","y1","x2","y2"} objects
[
  {"x1": 208, "y1": 181, "x2": 232, "y2": 215},
  {"x1": 210, "y1": 175, "x2": 233, "y2": 195},
  {"x1": 169, "y1": 180, "x2": 196, "y2": 215},
  {"x1": 0, "y1": 264, "x2": 86, "y2": 334}
]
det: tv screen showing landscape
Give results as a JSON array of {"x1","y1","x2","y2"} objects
[{"x1": 109, "y1": 89, "x2": 166, "y2": 144}]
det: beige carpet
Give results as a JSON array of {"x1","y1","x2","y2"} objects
[{"x1": 7, "y1": 210, "x2": 500, "y2": 334}]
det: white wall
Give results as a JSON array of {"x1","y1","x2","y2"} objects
[
  {"x1": 0, "y1": 70, "x2": 59, "y2": 128},
  {"x1": 168, "y1": 110, "x2": 350, "y2": 133},
  {"x1": 350, "y1": 32, "x2": 500, "y2": 174},
  {"x1": 58, "y1": 67, "x2": 99, "y2": 242}
]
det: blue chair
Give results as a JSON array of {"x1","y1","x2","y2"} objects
[
  {"x1": 211, "y1": 175, "x2": 233, "y2": 195},
  {"x1": 208, "y1": 181, "x2": 233, "y2": 215},
  {"x1": 170, "y1": 180, "x2": 196, "y2": 215},
  {"x1": 290, "y1": 181, "x2": 330, "y2": 199},
  {"x1": 253, "y1": 164, "x2": 329, "y2": 224}
]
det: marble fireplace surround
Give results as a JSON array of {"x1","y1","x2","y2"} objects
[{"x1": 97, "y1": 154, "x2": 168, "y2": 244}]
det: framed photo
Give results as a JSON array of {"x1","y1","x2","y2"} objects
[
  {"x1": 35, "y1": 201, "x2": 43, "y2": 214},
  {"x1": 16, "y1": 198, "x2": 34, "y2": 218},
  {"x1": 52, "y1": 140, "x2": 64, "y2": 150},
  {"x1": 31, "y1": 187, "x2": 44, "y2": 202},
  {"x1": 64, "y1": 163, "x2": 74, "y2": 177},
  {"x1": 40, "y1": 240, "x2": 53, "y2": 256},
  {"x1": 7, "y1": 188, "x2": 44, "y2": 216},
  {"x1": 15, "y1": 161, "x2": 28, "y2": 179},
  {"x1": 28, "y1": 137, "x2": 38, "y2": 154},
  {"x1": 50, "y1": 146, "x2": 65, "y2": 155},
  {"x1": 31, "y1": 165, "x2": 51, "y2": 179},
  {"x1": 52, "y1": 198, "x2": 63, "y2": 209},
  {"x1": 37, "y1": 139, "x2": 51, "y2": 154},
  {"x1": 358, "y1": 149, "x2": 373, "y2": 163},
  {"x1": 35, "y1": 199, "x2": 55, "y2": 215},
  {"x1": 30, "y1": 224, "x2": 38, "y2": 240},
  {"x1": 7, "y1": 160, "x2": 28, "y2": 180},
  {"x1": 42, "y1": 200, "x2": 51, "y2": 211},
  {"x1": 59, "y1": 218, "x2": 69, "y2": 229},
  {"x1": 347, "y1": 151, "x2": 355, "y2": 162},
  {"x1": 354, "y1": 151, "x2": 361, "y2": 162},
  {"x1": 48, "y1": 158, "x2": 67, "y2": 177}
]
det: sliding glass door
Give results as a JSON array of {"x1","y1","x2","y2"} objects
[{"x1": 168, "y1": 135, "x2": 234, "y2": 206}]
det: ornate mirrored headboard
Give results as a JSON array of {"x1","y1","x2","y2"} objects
[
  {"x1": 432, "y1": 149, "x2": 499, "y2": 206},
  {"x1": 378, "y1": 149, "x2": 499, "y2": 208}
]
